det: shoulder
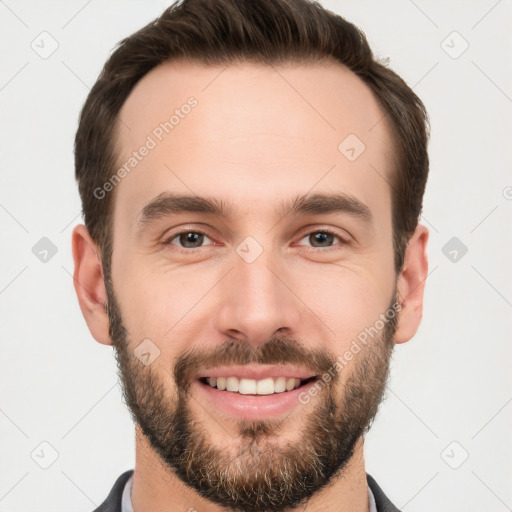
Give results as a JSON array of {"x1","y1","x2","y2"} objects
[
  {"x1": 91, "y1": 470, "x2": 134, "y2": 512},
  {"x1": 366, "y1": 473, "x2": 402, "y2": 512},
  {"x1": 93, "y1": 470, "x2": 400, "y2": 512}
]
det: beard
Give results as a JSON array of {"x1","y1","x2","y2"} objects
[{"x1": 105, "y1": 278, "x2": 397, "y2": 512}]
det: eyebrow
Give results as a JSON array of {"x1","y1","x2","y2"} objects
[{"x1": 136, "y1": 191, "x2": 373, "y2": 230}]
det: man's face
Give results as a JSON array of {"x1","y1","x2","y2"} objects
[{"x1": 107, "y1": 60, "x2": 398, "y2": 510}]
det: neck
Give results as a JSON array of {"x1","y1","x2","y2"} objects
[{"x1": 131, "y1": 428, "x2": 369, "y2": 512}]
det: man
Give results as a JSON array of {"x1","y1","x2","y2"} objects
[{"x1": 71, "y1": 0, "x2": 429, "y2": 510}]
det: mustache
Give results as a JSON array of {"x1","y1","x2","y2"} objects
[{"x1": 174, "y1": 337, "x2": 338, "y2": 392}]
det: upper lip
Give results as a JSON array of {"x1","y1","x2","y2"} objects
[{"x1": 196, "y1": 364, "x2": 317, "y2": 381}]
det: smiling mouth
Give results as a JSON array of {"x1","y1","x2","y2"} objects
[{"x1": 199, "y1": 376, "x2": 317, "y2": 395}]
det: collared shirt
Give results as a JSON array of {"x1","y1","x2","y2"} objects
[
  {"x1": 121, "y1": 473, "x2": 134, "y2": 512},
  {"x1": 120, "y1": 473, "x2": 379, "y2": 512}
]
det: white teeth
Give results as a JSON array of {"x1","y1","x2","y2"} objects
[
  {"x1": 239, "y1": 378, "x2": 257, "y2": 395},
  {"x1": 256, "y1": 377, "x2": 275, "y2": 395},
  {"x1": 274, "y1": 377, "x2": 286, "y2": 393},
  {"x1": 205, "y1": 376, "x2": 309, "y2": 394},
  {"x1": 226, "y1": 377, "x2": 239, "y2": 392}
]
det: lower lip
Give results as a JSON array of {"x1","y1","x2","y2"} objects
[{"x1": 194, "y1": 379, "x2": 318, "y2": 420}]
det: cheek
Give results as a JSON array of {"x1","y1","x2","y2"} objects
[
  {"x1": 293, "y1": 200, "x2": 396, "y2": 346},
  {"x1": 112, "y1": 224, "x2": 396, "y2": 362},
  {"x1": 287, "y1": 258, "x2": 395, "y2": 352},
  {"x1": 112, "y1": 263, "x2": 217, "y2": 355}
]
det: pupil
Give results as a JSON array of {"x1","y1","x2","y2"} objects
[
  {"x1": 311, "y1": 232, "x2": 332, "y2": 247},
  {"x1": 180, "y1": 232, "x2": 203, "y2": 247}
]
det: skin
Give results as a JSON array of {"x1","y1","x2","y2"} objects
[{"x1": 72, "y1": 59, "x2": 428, "y2": 511}]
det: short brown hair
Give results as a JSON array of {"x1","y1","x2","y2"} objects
[{"x1": 75, "y1": 0, "x2": 429, "y2": 275}]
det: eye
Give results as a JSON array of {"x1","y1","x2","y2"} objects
[
  {"x1": 161, "y1": 228, "x2": 347, "y2": 251},
  {"x1": 164, "y1": 230, "x2": 213, "y2": 249},
  {"x1": 296, "y1": 230, "x2": 347, "y2": 249}
]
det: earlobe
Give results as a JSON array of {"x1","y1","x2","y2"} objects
[
  {"x1": 394, "y1": 224, "x2": 429, "y2": 344},
  {"x1": 71, "y1": 224, "x2": 112, "y2": 346}
]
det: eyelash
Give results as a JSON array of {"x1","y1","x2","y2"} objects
[{"x1": 162, "y1": 228, "x2": 349, "y2": 252}]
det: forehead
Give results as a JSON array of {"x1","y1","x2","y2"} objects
[{"x1": 113, "y1": 59, "x2": 395, "y2": 227}]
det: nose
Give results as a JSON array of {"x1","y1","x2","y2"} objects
[{"x1": 213, "y1": 249, "x2": 302, "y2": 346}]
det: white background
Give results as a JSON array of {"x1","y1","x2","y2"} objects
[{"x1": 0, "y1": 1, "x2": 511, "y2": 511}]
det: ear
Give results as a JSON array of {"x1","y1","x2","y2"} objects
[
  {"x1": 394, "y1": 224, "x2": 429, "y2": 344},
  {"x1": 71, "y1": 224, "x2": 112, "y2": 346}
]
